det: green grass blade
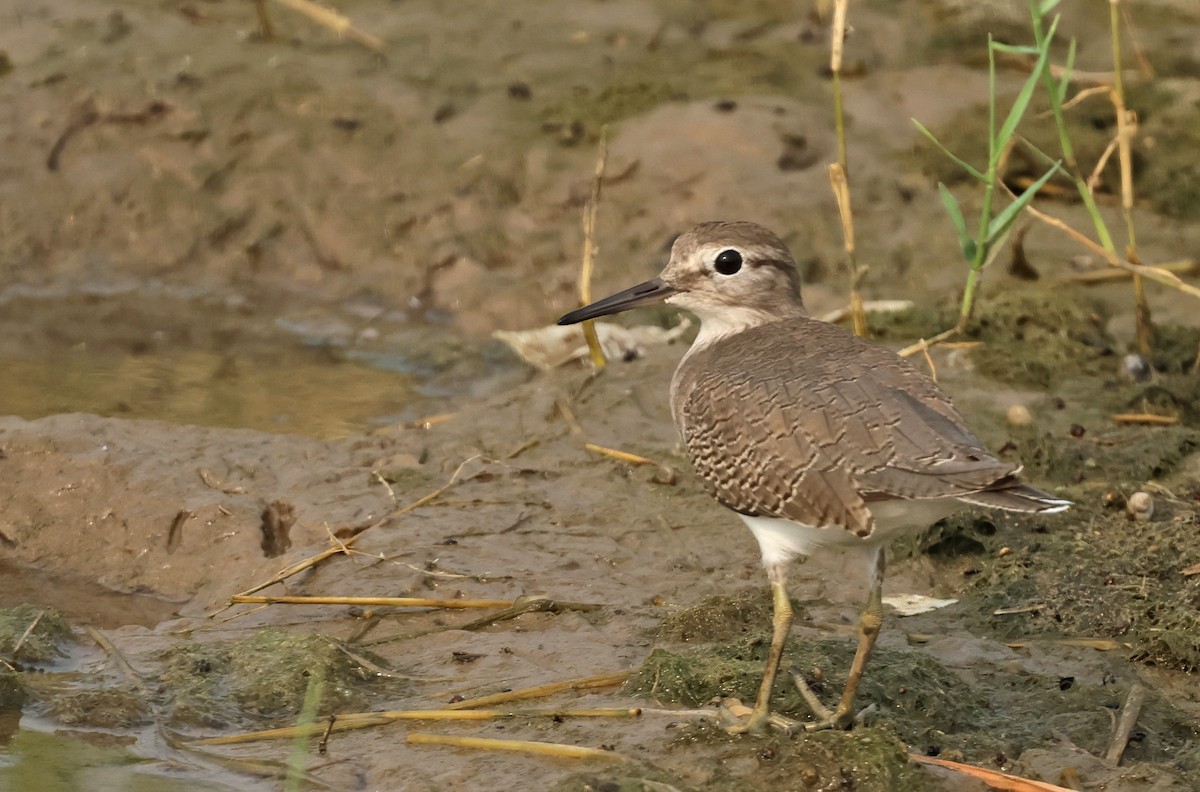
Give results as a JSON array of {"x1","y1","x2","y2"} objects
[
  {"x1": 1057, "y1": 38, "x2": 1077, "y2": 104},
  {"x1": 990, "y1": 42, "x2": 1041, "y2": 56},
  {"x1": 1014, "y1": 135, "x2": 1059, "y2": 169},
  {"x1": 993, "y1": 15, "x2": 1060, "y2": 155},
  {"x1": 912, "y1": 120, "x2": 987, "y2": 181},
  {"x1": 284, "y1": 671, "x2": 325, "y2": 792},
  {"x1": 985, "y1": 162, "x2": 1062, "y2": 243},
  {"x1": 1039, "y1": 0, "x2": 1063, "y2": 15},
  {"x1": 937, "y1": 183, "x2": 976, "y2": 261},
  {"x1": 987, "y1": 34, "x2": 997, "y2": 160}
]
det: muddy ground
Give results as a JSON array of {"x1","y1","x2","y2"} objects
[{"x1": 1, "y1": 0, "x2": 1199, "y2": 790}]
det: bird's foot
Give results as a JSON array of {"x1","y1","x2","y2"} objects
[
  {"x1": 791, "y1": 669, "x2": 855, "y2": 731},
  {"x1": 719, "y1": 698, "x2": 801, "y2": 735}
]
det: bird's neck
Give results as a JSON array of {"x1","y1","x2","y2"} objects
[{"x1": 686, "y1": 304, "x2": 807, "y2": 354}]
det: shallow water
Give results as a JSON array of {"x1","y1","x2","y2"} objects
[
  {"x1": 0, "y1": 725, "x2": 243, "y2": 792},
  {"x1": 0, "y1": 292, "x2": 520, "y2": 439}
]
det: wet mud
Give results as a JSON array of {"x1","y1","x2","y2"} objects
[{"x1": 2, "y1": 0, "x2": 1200, "y2": 790}]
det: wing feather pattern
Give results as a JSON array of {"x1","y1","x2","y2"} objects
[{"x1": 673, "y1": 318, "x2": 1030, "y2": 538}]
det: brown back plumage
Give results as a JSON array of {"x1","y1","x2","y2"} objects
[{"x1": 672, "y1": 316, "x2": 1038, "y2": 537}]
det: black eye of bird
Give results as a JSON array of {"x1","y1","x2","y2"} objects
[{"x1": 714, "y1": 249, "x2": 742, "y2": 275}]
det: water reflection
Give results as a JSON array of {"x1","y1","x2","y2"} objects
[{"x1": 0, "y1": 293, "x2": 518, "y2": 439}]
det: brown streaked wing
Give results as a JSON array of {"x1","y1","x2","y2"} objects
[{"x1": 673, "y1": 317, "x2": 1019, "y2": 534}]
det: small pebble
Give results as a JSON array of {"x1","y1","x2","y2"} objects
[
  {"x1": 1122, "y1": 353, "x2": 1151, "y2": 382},
  {"x1": 1005, "y1": 405, "x2": 1033, "y2": 426},
  {"x1": 1127, "y1": 491, "x2": 1154, "y2": 522}
]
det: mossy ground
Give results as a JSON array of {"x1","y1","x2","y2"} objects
[
  {"x1": 48, "y1": 685, "x2": 151, "y2": 729},
  {"x1": 0, "y1": 605, "x2": 73, "y2": 666},
  {"x1": 553, "y1": 723, "x2": 923, "y2": 792},
  {"x1": 958, "y1": 499, "x2": 1200, "y2": 672},
  {"x1": 157, "y1": 628, "x2": 392, "y2": 728},
  {"x1": 625, "y1": 593, "x2": 1200, "y2": 788},
  {"x1": 871, "y1": 290, "x2": 1116, "y2": 389}
]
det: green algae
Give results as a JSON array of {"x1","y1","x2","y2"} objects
[
  {"x1": 628, "y1": 637, "x2": 985, "y2": 739},
  {"x1": 872, "y1": 290, "x2": 1115, "y2": 389},
  {"x1": 962, "y1": 498, "x2": 1200, "y2": 671},
  {"x1": 0, "y1": 605, "x2": 73, "y2": 666},
  {"x1": 538, "y1": 36, "x2": 826, "y2": 144},
  {"x1": 48, "y1": 685, "x2": 151, "y2": 729},
  {"x1": 0, "y1": 671, "x2": 27, "y2": 713},
  {"x1": 158, "y1": 628, "x2": 388, "y2": 728},
  {"x1": 542, "y1": 81, "x2": 682, "y2": 141},
  {"x1": 552, "y1": 724, "x2": 927, "y2": 792},
  {"x1": 964, "y1": 292, "x2": 1114, "y2": 389},
  {"x1": 628, "y1": 608, "x2": 1199, "y2": 785},
  {"x1": 658, "y1": 590, "x2": 779, "y2": 645},
  {"x1": 1146, "y1": 323, "x2": 1200, "y2": 377},
  {"x1": 1008, "y1": 425, "x2": 1200, "y2": 486}
]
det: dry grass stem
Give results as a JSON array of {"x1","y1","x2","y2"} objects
[
  {"x1": 584, "y1": 443, "x2": 656, "y2": 466},
  {"x1": 196, "y1": 708, "x2": 641, "y2": 746},
  {"x1": 897, "y1": 328, "x2": 958, "y2": 358},
  {"x1": 447, "y1": 670, "x2": 631, "y2": 711},
  {"x1": 197, "y1": 717, "x2": 391, "y2": 746},
  {"x1": 392, "y1": 454, "x2": 481, "y2": 518},
  {"x1": 827, "y1": 0, "x2": 866, "y2": 338},
  {"x1": 829, "y1": 164, "x2": 867, "y2": 337},
  {"x1": 1005, "y1": 638, "x2": 1122, "y2": 651},
  {"x1": 1111, "y1": 413, "x2": 1178, "y2": 426},
  {"x1": 406, "y1": 732, "x2": 624, "y2": 761},
  {"x1": 11, "y1": 612, "x2": 43, "y2": 658},
  {"x1": 1108, "y1": 1, "x2": 1151, "y2": 355},
  {"x1": 918, "y1": 339, "x2": 938, "y2": 382},
  {"x1": 456, "y1": 597, "x2": 602, "y2": 631},
  {"x1": 87, "y1": 626, "x2": 153, "y2": 694},
  {"x1": 1086, "y1": 134, "x2": 1120, "y2": 193},
  {"x1": 230, "y1": 595, "x2": 515, "y2": 609},
  {"x1": 403, "y1": 412, "x2": 457, "y2": 430},
  {"x1": 254, "y1": 0, "x2": 276, "y2": 39},
  {"x1": 1181, "y1": 562, "x2": 1200, "y2": 577},
  {"x1": 371, "y1": 471, "x2": 398, "y2": 508},
  {"x1": 271, "y1": 0, "x2": 384, "y2": 52},
  {"x1": 1062, "y1": 259, "x2": 1197, "y2": 284},
  {"x1": 1045, "y1": 63, "x2": 1137, "y2": 86},
  {"x1": 1018, "y1": 202, "x2": 1200, "y2": 301},
  {"x1": 555, "y1": 398, "x2": 585, "y2": 435},
  {"x1": 1058, "y1": 84, "x2": 1112, "y2": 113},
  {"x1": 214, "y1": 456, "x2": 479, "y2": 617},
  {"x1": 1104, "y1": 682, "x2": 1147, "y2": 765},
  {"x1": 505, "y1": 438, "x2": 540, "y2": 459},
  {"x1": 578, "y1": 128, "x2": 609, "y2": 368},
  {"x1": 993, "y1": 604, "x2": 1045, "y2": 616},
  {"x1": 911, "y1": 754, "x2": 1078, "y2": 791},
  {"x1": 221, "y1": 536, "x2": 366, "y2": 609},
  {"x1": 639, "y1": 707, "x2": 716, "y2": 720},
  {"x1": 818, "y1": 299, "x2": 913, "y2": 324}
]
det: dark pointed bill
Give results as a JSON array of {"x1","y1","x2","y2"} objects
[{"x1": 557, "y1": 277, "x2": 676, "y2": 325}]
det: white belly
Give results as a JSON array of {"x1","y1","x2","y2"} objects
[{"x1": 740, "y1": 498, "x2": 962, "y2": 567}]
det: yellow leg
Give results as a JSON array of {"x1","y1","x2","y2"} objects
[
  {"x1": 727, "y1": 564, "x2": 792, "y2": 734},
  {"x1": 805, "y1": 547, "x2": 885, "y2": 731}
]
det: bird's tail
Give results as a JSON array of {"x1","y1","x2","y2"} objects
[{"x1": 959, "y1": 482, "x2": 1071, "y2": 514}]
